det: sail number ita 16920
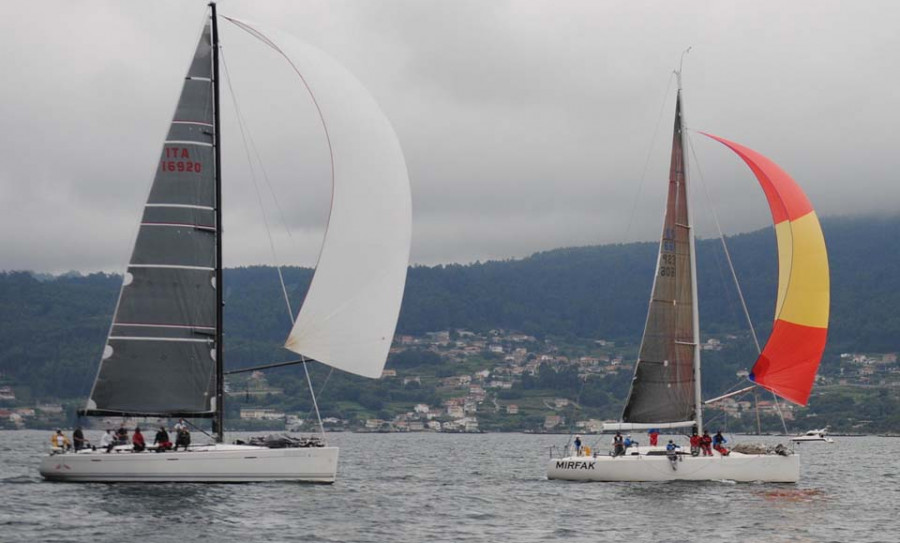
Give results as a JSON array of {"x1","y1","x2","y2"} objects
[{"x1": 161, "y1": 146, "x2": 202, "y2": 173}]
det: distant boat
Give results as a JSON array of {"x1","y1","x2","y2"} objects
[
  {"x1": 791, "y1": 428, "x2": 834, "y2": 443},
  {"x1": 547, "y1": 67, "x2": 830, "y2": 483},
  {"x1": 40, "y1": 3, "x2": 411, "y2": 483}
]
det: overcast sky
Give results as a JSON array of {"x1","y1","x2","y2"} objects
[{"x1": 1, "y1": 0, "x2": 897, "y2": 274}]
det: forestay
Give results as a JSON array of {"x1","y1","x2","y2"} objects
[
  {"x1": 85, "y1": 23, "x2": 218, "y2": 416},
  {"x1": 702, "y1": 134, "x2": 829, "y2": 406}
]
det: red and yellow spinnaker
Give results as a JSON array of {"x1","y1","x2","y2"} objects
[{"x1": 702, "y1": 133, "x2": 829, "y2": 406}]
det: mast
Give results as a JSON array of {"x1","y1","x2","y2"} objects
[
  {"x1": 676, "y1": 68, "x2": 704, "y2": 434},
  {"x1": 210, "y1": 1, "x2": 225, "y2": 444}
]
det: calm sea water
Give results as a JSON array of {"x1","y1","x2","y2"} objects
[{"x1": 1, "y1": 430, "x2": 896, "y2": 542}]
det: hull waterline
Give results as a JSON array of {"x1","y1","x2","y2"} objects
[{"x1": 40, "y1": 444, "x2": 338, "y2": 483}]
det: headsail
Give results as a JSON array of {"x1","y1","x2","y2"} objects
[
  {"x1": 84, "y1": 23, "x2": 218, "y2": 416},
  {"x1": 702, "y1": 134, "x2": 829, "y2": 406},
  {"x1": 621, "y1": 91, "x2": 698, "y2": 424},
  {"x1": 226, "y1": 21, "x2": 411, "y2": 379}
]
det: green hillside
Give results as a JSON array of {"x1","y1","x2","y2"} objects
[{"x1": 1, "y1": 214, "x2": 898, "y2": 432}]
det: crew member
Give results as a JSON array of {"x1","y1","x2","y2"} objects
[
  {"x1": 100, "y1": 429, "x2": 116, "y2": 453},
  {"x1": 73, "y1": 426, "x2": 88, "y2": 451},
  {"x1": 154, "y1": 426, "x2": 172, "y2": 452},
  {"x1": 700, "y1": 431, "x2": 713, "y2": 456},
  {"x1": 713, "y1": 431, "x2": 729, "y2": 456},
  {"x1": 50, "y1": 429, "x2": 71, "y2": 451},
  {"x1": 116, "y1": 425, "x2": 128, "y2": 446},
  {"x1": 689, "y1": 431, "x2": 701, "y2": 456},
  {"x1": 613, "y1": 432, "x2": 625, "y2": 456},
  {"x1": 174, "y1": 424, "x2": 191, "y2": 452},
  {"x1": 132, "y1": 426, "x2": 146, "y2": 452},
  {"x1": 665, "y1": 440, "x2": 680, "y2": 470}
]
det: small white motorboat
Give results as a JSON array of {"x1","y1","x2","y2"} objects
[{"x1": 790, "y1": 428, "x2": 834, "y2": 443}]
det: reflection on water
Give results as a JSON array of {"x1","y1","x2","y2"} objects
[
  {"x1": 90, "y1": 483, "x2": 229, "y2": 518},
  {"x1": 1, "y1": 431, "x2": 897, "y2": 543},
  {"x1": 757, "y1": 488, "x2": 828, "y2": 502}
]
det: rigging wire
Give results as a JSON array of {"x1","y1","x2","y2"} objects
[
  {"x1": 220, "y1": 48, "x2": 295, "y2": 318},
  {"x1": 222, "y1": 16, "x2": 336, "y2": 280},
  {"x1": 685, "y1": 131, "x2": 760, "y2": 353},
  {"x1": 563, "y1": 375, "x2": 591, "y2": 450},
  {"x1": 685, "y1": 131, "x2": 790, "y2": 436},
  {"x1": 621, "y1": 72, "x2": 676, "y2": 242},
  {"x1": 303, "y1": 367, "x2": 335, "y2": 425},
  {"x1": 219, "y1": 43, "x2": 326, "y2": 439},
  {"x1": 222, "y1": 16, "x2": 348, "y2": 439}
]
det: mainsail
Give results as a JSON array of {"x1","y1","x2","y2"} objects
[
  {"x1": 702, "y1": 134, "x2": 829, "y2": 406},
  {"x1": 621, "y1": 91, "x2": 698, "y2": 424},
  {"x1": 84, "y1": 23, "x2": 218, "y2": 416}
]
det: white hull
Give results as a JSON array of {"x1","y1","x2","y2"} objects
[
  {"x1": 39, "y1": 444, "x2": 338, "y2": 483},
  {"x1": 791, "y1": 430, "x2": 833, "y2": 443},
  {"x1": 547, "y1": 449, "x2": 799, "y2": 483}
]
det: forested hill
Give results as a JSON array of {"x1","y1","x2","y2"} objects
[
  {"x1": 1, "y1": 214, "x2": 898, "y2": 399},
  {"x1": 399, "y1": 214, "x2": 900, "y2": 354}
]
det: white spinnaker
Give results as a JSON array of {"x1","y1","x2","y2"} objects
[{"x1": 232, "y1": 21, "x2": 411, "y2": 379}]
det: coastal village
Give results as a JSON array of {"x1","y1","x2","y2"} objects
[{"x1": 2, "y1": 330, "x2": 898, "y2": 433}]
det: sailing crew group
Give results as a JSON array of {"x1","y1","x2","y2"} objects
[
  {"x1": 600, "y1": 429, "x2": 731, "y2": 458},
  {"x1": 50, "y1": 423, "x2": 190, "y2": 454}
]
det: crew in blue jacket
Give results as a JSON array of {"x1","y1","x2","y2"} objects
[{"x1": 713, "y1": 431, "x2": 729, "y2": 455}]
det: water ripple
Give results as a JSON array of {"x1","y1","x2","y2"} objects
[{"x1": 2, "y1": 431, "x2": 897, "y2": 542}]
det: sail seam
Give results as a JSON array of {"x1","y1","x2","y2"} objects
[
  {"x1": 114, "y1": 323, "x2": 215, "y2": 330},
  {"x1": 146, "y1": 204, "x2": 214, "y2": 210},
  {"x1": 140, "y1": 222, "x2": 214, "y2": 228},
  {"x1": 165, "y1": 140, "x2": 214, "y2": 147},
  {"x1": 108, "y1": 337, "x2": 211, "y2": 343},
  {"x1": 128, "y1": 264, "x2": 215, "y2": 271}
]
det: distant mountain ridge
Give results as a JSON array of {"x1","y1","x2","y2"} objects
[
  {"x1": 1, "y1": 214, "x2": 898, "y2": 399},
  {"x1": 401, "y1": 214, "x2": 900, "y2": 354}
]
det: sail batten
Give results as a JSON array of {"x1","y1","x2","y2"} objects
[
  {"x1": 701, "y1": 133, "x2": 829, "y2": 406},
  {"x1": 85, "y1": 22, "x2": 218, "y2": 417}
]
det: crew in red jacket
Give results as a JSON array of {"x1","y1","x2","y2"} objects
[
  {"x1": 689, "y1": 432, "x2": 701, "y2": 456},
  {"x1": 700, "y1": 431, "x2": 713, "y2": 456},
  {"x1": 132, "y1": 427, "x2": 146, "y2": 452}
]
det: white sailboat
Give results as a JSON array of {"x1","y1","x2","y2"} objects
[
  {"x1": 547, "y1": 70, "x2": 830, "y2": 483},
  {"x1": 40, "y1": 3, "x2": 411, "y2": 483}
]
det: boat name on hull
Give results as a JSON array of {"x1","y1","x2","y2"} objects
[{"x1": 556, "y1": 460, "x2": 596, "y2": 470}]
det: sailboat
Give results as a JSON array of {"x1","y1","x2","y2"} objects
[
  {"x1": 39, "y1": 3, "x2": 411, "y2": 483},
  {"x1": 547, "y1": 72, "x2": 829, "y2": 483}
]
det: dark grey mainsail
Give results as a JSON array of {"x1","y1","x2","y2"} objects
[
  {"x1": 621, "y1": 90, "x2": 698, "y2": 425},
  {"x1": 84, "y1": 22, "x2": 218, "y2": 417}
]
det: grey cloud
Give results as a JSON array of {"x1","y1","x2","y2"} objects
[{"x1": 1, "y1": 0, "x2": 898, "y2": 272}]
